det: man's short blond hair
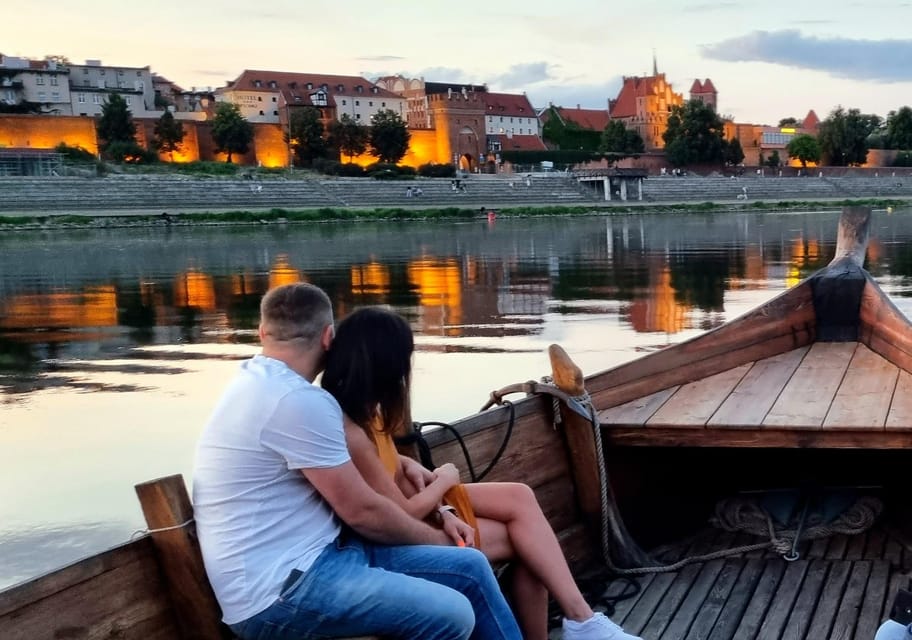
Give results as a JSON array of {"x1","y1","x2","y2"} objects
[{"x1": 260, "y1": 283, "x2": 333, "y2": 346}]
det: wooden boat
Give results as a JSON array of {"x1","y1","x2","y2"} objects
[{"x1": 2, "y1": 206, "x2": 911, "y2": 639}]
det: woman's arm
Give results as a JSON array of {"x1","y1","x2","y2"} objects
[{"x1": 343, "y1": 418, "x2": 459, "y2": 520}]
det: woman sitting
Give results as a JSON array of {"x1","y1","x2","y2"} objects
[{"x1": 322, "y1": 306, "x2": 640, "y2": 640}]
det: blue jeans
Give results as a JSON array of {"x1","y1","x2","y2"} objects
[{"x1": 229, "y1": 534, "x2": 522, "y2": 640}]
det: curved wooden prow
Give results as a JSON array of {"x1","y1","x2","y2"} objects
[
  {"x1": 830, "y1": 205, "x2": 872, "y2": 268},
  {"x1": 814, "y1": 206, "x2": 873, "y2": 342},
  {"x1": 549, "y1": 344, "x2": 652, "y2": 568}
]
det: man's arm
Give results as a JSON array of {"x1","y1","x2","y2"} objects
[{"x1": 302, "y1": 463, "x2": 450, "y2": 546}]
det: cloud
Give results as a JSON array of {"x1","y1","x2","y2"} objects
[
  {"x1": 357, "y1": 55, "x2": 406, "y2": 62},
  {"x1": 686, "y1": 2, "x2": 742, "y2": 12},
  {"x1": 489, "y1": 62, "x2": 556, "y2": 90},
  {"x1": 192, "y1": 69, "x2": 230, "y2": 78},
  {"x1": 702, "y1": 29, "x2": 912, "y2": 83},
  {"x1": 525, "y1": 77, "x2": 623, "y2": 111},
  {"x1": 412, "y1": 66, "x2": 475, "y2": 83}
]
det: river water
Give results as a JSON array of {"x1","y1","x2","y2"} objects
[{"x1": 2, "y1": 208, "x2": 912, "y2": 590}]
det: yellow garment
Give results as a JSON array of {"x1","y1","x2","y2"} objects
[{"x1": 371, "y1": 426, "x2": 480, "y2": 547}]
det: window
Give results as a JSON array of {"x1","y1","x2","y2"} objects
[
  {"x1": 124, "y1": 95, "x2": 131, "y2": 105},
  {"x1": 355, "y1": 113, "x2": 361, "y2": 120},
  {"x1": 381, "y1": 102, "x2": 386, "y2": 107},
  {"x1": 257, "y1": 96, "x2": 262, "y2": 102},
  {"x1": 77, "y1": 93, "x2": 86, "y2": 103},
  {"x1": 342, "y1": 99, "x2": 346, "y2": 105},
  {"x1": 500, "y1": 116, "x2": 503, "y2": 122},
  {"x1": 136, "y1": 71, "x2": 141, "y2": 77},
  {"x1": 355, "y1": 100, "x2": 359, "y2": 106},
  {"x1": 36, "y1": 76, "x2": 45, "y2": 85},
  {"x1": 259, "y1": 110, "x2": 264, "y2": 115},
  {"x1": 269, "y1": 81, "x2": 277, "y2": 88},
  {"x1": 37, "y1": 91, "x2": 46, "y2": 101},
  {"x1": 83, "y1": 68, "x2": 88, "y2": 74},
  {"x1": 100, "y1": 69, "x2": 105, "y2": 75},
  {"x1": 51, "y1": 91, "x2": 60, "y2": 101},
  {"x1": 254, "y1": 80, "x2": 261, "y2": 88},
  {"x1": 368, "y1": 101, "x2": 373, "y2": 107},
  {"x1": 273, "y1": 110, "x2": 278, "y2": 116},
  {"x1": 272, "y1": 96, "x2": 277, "y2": 102},
  {"x1": 118, "y1": 70, "x2": 124, "y2": 76},
  {"x1": 93, "y1": 94, "x2": 101, "y2": 104},
  {"x1": 3, "y1": 90, "x2": 14, "y2": 103},
  {"x1": 50, "y1": 76, "x2": 58, "y2": 86}
]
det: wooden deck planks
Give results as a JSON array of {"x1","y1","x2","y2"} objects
[
  {"x1": 613, "y1": 535, "x2": 903, "y2": 639},
  {"x1": 764, "y1": 342, "x2": 858, "y2": 428},
  {"x1": 647, "y1": 365, "x2": 752, "y2": 427},
  {"x1": 831, "y1": 561, "x2": 873, "y2": 640},
  {"x1": 825, "y1": 344, "x2": 899, "y2": 429},
  {"x1": 805, "y1": 560, "x2": 853, "y2": 637},
  {"x1": 597, "y1": 386, "x2": 678, "y2": 426},
  {"x1": 855, "y1": 560, "x2": 891, "y2": 640},
  {"x1": 708, "y1": 347, "x2": 809, "y2": 427},
  {"x1": 705, "y1": 558, "x2": 767, "y2": 640},
  {"x1": 886, "y1": 371, "x2": 912, "y2": 431},
  {"x1": 782, "y1": 558, "x2": 830, "y2": 639}
]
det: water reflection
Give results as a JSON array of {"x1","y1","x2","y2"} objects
[{"x1": 3, "y1": 209, "x2": 912, "y2": 589}]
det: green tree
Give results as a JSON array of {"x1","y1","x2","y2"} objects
[
  {"x1": 287, "y1": 107, "x2": 327, "y2": 167},
  {"x1": 369, "y1": 109, "x2": 410, "y2": 164},
  {"x1": 886, "y1": 106, "x2": 912, "y2": 150},
  {"x1": 817, "y1": 106, "x2": 879, "y2": 166},
  {"x1": 328, "y1": 114, "x2": 369, "y2": 162},
  {"x1": 662, "y1": 100, "x2": 725, "y2": 166},
  {"x1": 153, "y1": 111, "x2": 185, "y2": 161},
  {"x1": 765, "y1": 150, "x2": 781, "y2": 168},
  {"x1": 211, "y1": 102, "x2": 254, "y2": 163},
  {"x1": 97, "y1": 94, "x2": 137, "y2": 150},
  {"x1": 541, "y1": 106, "x2": 601, "y2": 150},
  {"x1": 777, "y1": 117, "x2": 800, "y2": 128},
  {"x1": 599, "y1": 121, "x2": 645, "y2": 157},
  {"x1": 786, "y1": 134, "x2": 821, "y2": 168},
  {"x1": 723, "y1": 138, "x2": 745, "y2": 166}
]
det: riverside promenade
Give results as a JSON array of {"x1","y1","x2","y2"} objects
[{"x1": 1, "y1": 172, "x2": 911, "y2": 218}]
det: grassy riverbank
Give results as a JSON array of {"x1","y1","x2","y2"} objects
[{"x1": 0, "y1": 198, "x2": 906, "y2": 230}]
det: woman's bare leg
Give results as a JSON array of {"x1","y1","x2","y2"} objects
[
  {"x1": 477, "y1": 516, "x2": 548, "y2": 640},
  {"x1": 468, "y1": 483, "x2": 593, "y2": 621}
]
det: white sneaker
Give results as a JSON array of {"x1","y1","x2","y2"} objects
[{"x1": 562, "y1": 612, "x2": 642, "y2": 640}]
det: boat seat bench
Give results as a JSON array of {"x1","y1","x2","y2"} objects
[{"x1": 598, "y1": 342, "x2": 912, "y2": 450}]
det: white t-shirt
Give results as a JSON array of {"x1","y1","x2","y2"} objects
[{"x1": 192, "y1": 355, "x2": 350, "y2": 624}]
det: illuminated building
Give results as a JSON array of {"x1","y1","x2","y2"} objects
[
  {"x1": 0, "y1": 55, "x2": 72, "y2": 115},
  {"x1": 608, "y1": 57, "x2": 685, "y2": 151},
  {"x1": 483, "y1": 92, "x2": 546, "y2": 160},
  {"x1": 68, "y1": 60, "x2": 156, "y2": 118}
]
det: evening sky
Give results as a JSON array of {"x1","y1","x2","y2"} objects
[{"x1": 3, "y1": 0, "x2": 911, "y2": 125}]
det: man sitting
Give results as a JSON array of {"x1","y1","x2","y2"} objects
[{"x1": 193, "y1": 283, "x2": 522, "y2": 640}]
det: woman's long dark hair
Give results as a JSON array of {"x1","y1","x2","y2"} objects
[{"x1": 322, "y1": 307, "x2": 414, "y2": 435}]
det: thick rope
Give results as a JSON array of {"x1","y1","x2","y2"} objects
[
  {"x1": 484, "y1": 378, "x2": 882, "y2": 576},
  {"x1": 569, "y1": 391, "x2": 881, "y2": 575}
]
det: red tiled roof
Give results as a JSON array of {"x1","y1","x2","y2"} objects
[
  {"x1": 483, "y1": 92, "x2": 536, "y2": 117},
  {"x1": 700, "y1": 78, "x2": 716, "y2": 93},
  {"x1": 489, "y1": 134, "x2": 547, "y2": 151},
  {"x1": 802, "y1": 109, "x2": 820, "y2": 130},
  {"x1": 226, "y1": 70, "x2": 401, "y2": 109},
  {"x1": 555, "y1": 106, "x2": 610, "y2": 131},
  {"x1": 690, "y1": 79, "x2": 703, "y2": 93},
  {"x1": 609, "y1": 76, "x2": 663, "y2": 119}
]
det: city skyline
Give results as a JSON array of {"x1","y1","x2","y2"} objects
[{"x1": 4, "y1": 0, "x2": 912, "y2": 126}]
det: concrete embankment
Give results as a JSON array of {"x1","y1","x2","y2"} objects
[{"x1": 1, "y1": 173, "x2": 911, "y2": 219}]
